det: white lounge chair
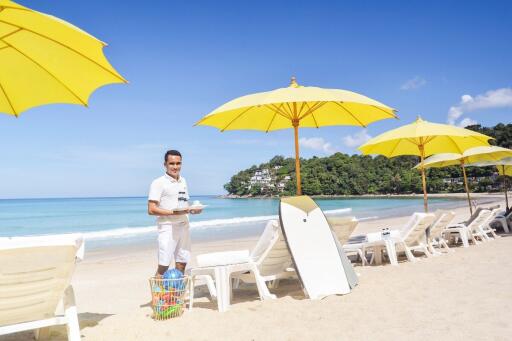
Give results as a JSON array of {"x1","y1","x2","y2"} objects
[
  {"x1": 0, "y1": 234, "x2": 84, "y2": 341},
  {"x1": 329, "y1": 217, "x2": 367, "y2": 266},
  {"x1": 189, "y1": 220, "x2": 293, "y2": 312},
  {"x1": 475, "y1": 207, "x2": 501, "y2": 240},
  {"x1": 493, "y1": 210, "x2": 511, "y2": 233},
  {"x1": 346, "y1": 213, "x2": 435, "y2": 265},
  {"x1": 446, "y1": 209, "x2": 492, "y2": 247},
  {"x1": 386, "y1": 212, "x2": 436, "y2": 263},
  {"x1": 328, "y1": 216, "x2": 359, "y2": 245},
  {"x1": 427, "y1": 210, "x2": 456, "y2": 254}
]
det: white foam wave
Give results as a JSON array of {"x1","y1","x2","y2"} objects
[{"x1": 82, "y1": 208, "x2": 352, "y2": 240}]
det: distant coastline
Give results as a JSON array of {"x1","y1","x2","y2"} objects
[{"x1": 218, "y1": 192, "x2": 506, "y2": 200}]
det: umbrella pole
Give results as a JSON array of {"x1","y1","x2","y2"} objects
[
  {"x1": 503, "y1": 166, "x2": 509, "y2": 210},
  {"x1": 461, "y1": 161, "x2": 473, "y2": 215},
  {"x1": 293, "y1": 121, "x2": 302, "y2": 196},
  {"x1": 419, "y1": 144, "x2": 428, "y2": 212}
]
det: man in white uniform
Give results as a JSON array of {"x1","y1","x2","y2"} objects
[{"x1": 148, "y1": 150, "x2": 202, "y2": 275}]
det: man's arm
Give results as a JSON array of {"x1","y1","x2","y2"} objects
[{"x1": 147, "y1": 201, "x2": 188, "y2": 216}]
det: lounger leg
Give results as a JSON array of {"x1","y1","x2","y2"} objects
[
  {"x1": 402, "y1": 244, "x2": 417, "y2": 263},
  {"x1": 384, "y1": 240, "x2": 398, "y2": 266},
  {"x1": 427, "y1": 241, "x2": 436, "y2": 254},
  {"x1": 469, "y1": 231, "x2": 481, "y2": 245},
  {"x1": 205, "y1": 275, "x2": 217, "y2": 299},
  {"x1": 356, "y1": 249, "x2": 367, "y2": 266},
  {"x1": 373, "y1": 246, "x2": 384, "y2": 265},
  {"x1": 480, "y1": 229, "x2": 491, "y2": 241},
  {"x1": 489, "y1": 228, "x2": 500, "y2": 239},
  {"x1": 269, "y1": 279, "x2": 280, "y2": 289},
  {"x1": 250, "y1": 264, "x2": 276, "y2": 300},
  {"x1": 440, "y1": 239, "x2": 454, "y2": 253},
  {"x1": 421, "y1": 243, "x2": 432, "y2": 257},
  {"x1": 460, "y1": 231, "x2": 469, "y2": 248},
  {"x1": 34, "y1": 327, "x2": 51, "y2": 340},
  {"x1": 64, "y1": 286, "x2": 80, "y2": 341},
  {"x1": 214, "y1": 267, "x2": 230, "y2": 312}
]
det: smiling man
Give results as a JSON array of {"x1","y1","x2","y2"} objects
[{"x1": 148, "y1": 149, "x2": 202, "y2": 276}]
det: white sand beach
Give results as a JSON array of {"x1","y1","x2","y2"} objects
[{"x1": 3, "y1": 194, "x2": 512, "y2": 341}]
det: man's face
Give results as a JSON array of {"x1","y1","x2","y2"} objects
[{"x1": 165, "y1": 155, "x2": 182, "y2": 179}]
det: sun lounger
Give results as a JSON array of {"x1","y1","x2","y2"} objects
[
  {"x1": 0, "y1": 234, "x2": 84, "y2": 341},
  {"x1": 386, "y1": 212, "x2": 436, "y2": 263},
  {"x1": 479, "y1": 207, "x2": 501, "y2": 240},
  {"x1": 427, "y1": 210, "x2": 456, "y2": 254},
  {"x1": 328, "y1": 216, "x2": 358, "y2": 245},
  {"x1": 462, "y1": 205, "x2": 500, "y2": 226},
  {"x1": 325, "y1": 216, "x2": 360, "y2": 286},
  {"x1": 345, "y1": 213, "x2": 436, "y2": 265},
  {"x1": 329, "y1": 217, "x2": 368, "y2": 266},
  {"x1": 446, "y1": 209, "x2": 492, "y2": 247},
  {"x1": 493, "y1": 210, "x2": 512, "y2": 233},
  {"x1": 189, "y1": 220, "x2": 293, "y2": 312}
]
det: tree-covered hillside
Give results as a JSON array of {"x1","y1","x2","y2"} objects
[{"x1": 224, "y1": 123, "x2": 512, "y2": 196}]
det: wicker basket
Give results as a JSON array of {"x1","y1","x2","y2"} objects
[{"x1": 149, "y1": 276, "x2": 189, "y2": 320}]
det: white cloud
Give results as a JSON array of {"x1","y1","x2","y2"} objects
[
  {"x1": 400, "y1": 76, "x2": 426, "y2": 90},
  {"x1": 342, "y1": 129, "x2": 372, "y2": 148},
  {"x1": 447, "y1": 87, "x2": 512, "y2": 125},
  {"x1": 457, "y1": 117, "x2": 478, "y2": 128},
  {"x1": 299, "y1": 137, "x2": 335, "y2": 154}
]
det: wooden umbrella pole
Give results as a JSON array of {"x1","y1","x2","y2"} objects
[
  {"x1": 461, "y1": 160, "x2": 473, "y2": 215},
  {"x1": 293, "y1": 120, "x2": 302, "y2": 195},
  {"x1": 503, "y1": 166, "x2": 509, "y2": 210},
  {"x1": 419, "y1": 144, "x2": 428, "y2": 212}
]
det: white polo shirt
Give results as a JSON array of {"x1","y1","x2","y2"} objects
[{"x1": 148, "y1": 173, "x2": 189, "y2": 224}]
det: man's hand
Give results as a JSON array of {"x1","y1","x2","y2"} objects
[{"x1": 189, "y1": 208, "x2": 203, "y2": 214}]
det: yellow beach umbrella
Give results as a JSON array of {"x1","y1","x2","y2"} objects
[
  {"x1": 358, "y1": 116, "x2": 493, "y2": 212},
  {"x1": 0, "y1": 0, "x2": 126, "y2": 117},
  {"x1": 195, "y1": 77, "x2": 397, "y2": 195},
  {"x1": 468, "y1": 157, "x2": 512, "y2": 210},
  {"x1": 415, "y1": 146, "x2": 512, "y2": 214}
]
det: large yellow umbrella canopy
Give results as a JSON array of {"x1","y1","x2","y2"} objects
[
  {"x1": 195, "y1": 77, "x2": 397, "y2": 195},
  {"x1": 0, "y1": 0, "x2": 126, "y2": 117},
  {"x1": 415, "y1": 146, "x2": 512, "y2": 214},
  {"x1": 358, "y1": 116, "x2": 493, "y2": 212}
]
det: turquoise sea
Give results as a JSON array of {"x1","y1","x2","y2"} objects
[{"x1": 0, "y1": 196, "x2": 471, "y2": 248}]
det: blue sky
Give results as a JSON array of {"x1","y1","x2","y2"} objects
[{"x1": 0, "y1": 0, "x2": 511, "y2": 198}]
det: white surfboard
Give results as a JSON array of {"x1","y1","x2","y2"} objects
[{"x1": 279, "y1": 196, "x2": 351, "y2": 299}]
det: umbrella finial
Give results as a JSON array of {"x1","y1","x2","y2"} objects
[
  {"x1": 289, "y1": 76, "x2": 300, "y2": 88},
  {"x1": 416, "y1": 115, "x2": 423, "y2": 122}
]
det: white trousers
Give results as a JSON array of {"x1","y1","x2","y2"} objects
[{"x1": 157, "y1": 221, "x2": 191, "y2": 266}]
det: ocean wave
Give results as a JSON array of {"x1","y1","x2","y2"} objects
[{"x1": 82, "y1": 207, "x2": 352, "y2": 240}]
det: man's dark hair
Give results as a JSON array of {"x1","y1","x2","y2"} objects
[{"x1": 164, "y1": 150, "x2": 182, "y2": 162}]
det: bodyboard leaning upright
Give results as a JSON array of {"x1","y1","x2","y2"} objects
[{"x1": 279, "y1": 196, "x2": 351, "y2": 299}]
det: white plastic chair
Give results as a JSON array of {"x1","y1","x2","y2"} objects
[
  {"x1": 346, "y1": 213, "x2": 435, "y2": 265},
  {"x1": 0, "y1": 234, "x2": 84, "y2": 341},
  {"x1": 479, "y1": 207, "x2": 501, "y2": 240},
  {"x1": 427, "y1": 210, "x2": 456, "y2": 254},
  {"x1": 387, "y1": 212, "x2": 436, "y2": 263},
  {"x1": 493, "y1": 210, "x2": 511, "y2": 233},
  {"x1": 329, "y1": 217, "x2": 367, "y2": 265},
  {"x1": 189, "y1": 220, "x2": 292, "y2": 312},
  {"x1": 446, "y1": 209, "x2": 492, "y2": 247}
]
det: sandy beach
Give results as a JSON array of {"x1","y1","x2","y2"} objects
[{"x1": 3, "y1": 194, "x2": 511, "y2": 341}]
